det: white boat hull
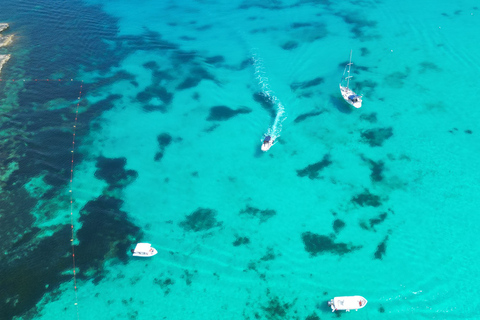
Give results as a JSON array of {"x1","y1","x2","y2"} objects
[
  {"x1": 261, "y1": 140, "x2": 274, "y2": 151},
  {"x1": 328, "y1": 296, "x2": 367, "y2": 312},
  {"x1": 131, "y1": 243, "x2": 158, "y2": 257},
  {"x1": 340, "y1": 85, "x2": 362, "y2": 108}
]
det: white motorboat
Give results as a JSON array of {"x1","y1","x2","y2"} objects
[
  {"x1": 261, "y1": 135, "x2": 274, "y2": 151},
  {"x1": 340, "y1": 50, "x2": 363, "y2": 108},
  {"x1": 131, "y1": 243, "x2": 158, "y2": 257},
  {"x1": 328, "y1": 296, "x2": 367, "y2": 312}
]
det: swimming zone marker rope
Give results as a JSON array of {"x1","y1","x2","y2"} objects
[{"x1": 0, "y1": 78, "x2": 83, "y2": 320}]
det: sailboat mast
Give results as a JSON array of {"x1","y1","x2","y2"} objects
[{"x1": 346, "y1": 50, "x2": 353, "y2": 89}]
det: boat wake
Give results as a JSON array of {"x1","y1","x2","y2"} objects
[{"x1": 252, "y1": 52, "x2": 286, "y2": 150}]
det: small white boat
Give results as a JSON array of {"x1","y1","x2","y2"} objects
[
  {"x1": 261, "y1": 135, "x2": 274, "y2": 151},
  {"x1": 328, "y1": 296, "x2": 367, "y2": 312},
  {"x1": 340, "y1": 50, "x2": 362, "y2": 109},
  {"x1": 131, "y1": 243, "x2": 158, "y2": 257}
]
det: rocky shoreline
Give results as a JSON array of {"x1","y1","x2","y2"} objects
[{"x1": 0, "y1": 23, "x2": 11, "y2": 75}]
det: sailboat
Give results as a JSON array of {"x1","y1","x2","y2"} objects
[{"x1": 340, "y1": 50, "x2": 362, "y2": 108}]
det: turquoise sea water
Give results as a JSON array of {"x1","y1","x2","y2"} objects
[{"x1": 1, "y1": 0, "x2": 480, "y2": 319}]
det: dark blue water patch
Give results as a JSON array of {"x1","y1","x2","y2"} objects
[
  {"x1": 294, "y1": 110, "x2": 324, "y2": 123},
  {"x1": 281, "y1": 41, "x2": 299, "y2": 50},
  {"x1": 291, "y1": 22, "x2": 312, "y2": 28},
  {"x1": 179, "y1": 208, "x2": 222, "y2": 232},
  {"x1": 419, "y1": 61, "x2": 441, "y2": 73},
  {"x1": 137, "y1": 85, "x2": 173, "y2": 107},
  {"x1": 0, "y1": 188, "x2": 37, "y2": 255},
  {"x1": 16, "y1": 81, "x2": 84, "y2": 107},
  {"x1": 336, "y1": 12, "x2": 379, "y2": 40},
  {"x1": 296, "y1": 23, "x2": 329, "y2": 42},
  {"x1": 361, "y1": 127, "x2": 393, "y2": 147},
  {"x1": 370, "y1": 212, "x2": 388, "y2": 229},
  {"x1": 8, "y1": 227, "x2": 41, "y2": 253},
  {"x1": 384, "y1": 68, "x2": 410, "y2": 88},
  {"x1": 360, "y1": 212, "x2": 388, "y2": 231},
  {"x1": 206, "y1": 105, "x2": 252, "y2": 121},
  {"x1": 94, "y1": 156, "x2": 138, "y2": 190},
  {"x1": 157, "y1": 133, "x2": 173, "y2": 148},
  {"x1": 0, "y1": 84, "x2": 109, "y2": 193},
  {"x1": 137, "y1": 63, "x2": 176, "y2": 112},
  {"x1": 154, "y1": 277, "x2": 175, "y2": 295},
  {"x1": 333, "y1": 219, "x2": 346, "y2": 234},
  {"x1": 354, "y1": 79, "x2": 377, "y2": 96},
  {"x1": 261, "y1": 295, "x2": 295, "y2": 319},
  {"x1": 296, "y1": 154, "x2": 332, "y2": 179},
  {"x1": 233, "y1": 236, "x2": 251, "y2": 247},
  {"x1": 155, "y1": 133, "x2": 173, "y2": 161},
  {"x1": 171, "y1": 50, "x2": 197, "y2": 65},
  {"x1": 253, "y1": 92, "x2": 276, "y2": 119},
  {"x1": 0, "y1": 0, "x2": 123, "y2": 78},
  {"x1": 82, "y1": 94, "x2": 122, "y2": 133},
  {"x1": 302, "y1": 232, "x2": 361, "y2": 256},
  {"x1": 239, "y1": 205, "x2": 276, "y2": 223},
  {"x1": 361, "y1": 155, "x2": 385, "y2": 182},
  {"x1": 204, "y1": 123, "x2": 219, "y2": 133},
  {"x1": 360, "y1": 47, "x2": 370, "y2": 56},
  {"x1": 374, "y1": 235, "x2": 389, "y2": 259},
  {"x1": 75, "y1": 195, "x2": 142, "y2": 284},
  {"x1": 351, "y1": 189, "x2": 383, "y2": 207},
  {"x1": 239, "y1": 57, "x2": 254, "y2": 70},
  {"x1": 250, "y1": 27, "x2": 279, "y2": 34},
  {"x1": 0, "y1": 225, "x2": 72, "y2": 320},
  {"x1": 295, "y1": 0, "x2": 332, "y2": 7},
  {"x1": 143, "y1": 104, "x2": 167, "y2": 112},
  {"x1": 238, "y1": 1, "x2": 284, "y2": 10},
  {"x1": 143, "y1": 61, "x2": 158, "y2": 70},
  {"x1": 94, "y1": 70, "x2": 136, "y2": 89},
  {"x1": 296, "y1": 91, "x2": 314, "y2": 98},
  {"x1": 205, "y1": 55, "x2": 225, "y2": 65},
  {"x1": 260, "y1": 247, "x2": 277, "y2": 262},
  {"x1": 196, "y1": 24, "x2": 213, "y2": 31},
  {"x1": 180, "y1": 35, "x2": 196, "y2": 41},
  {"x1": 290, "y1": 77, "x2": 324, "y2": 91},
  {"x1": 9, "y1": 128, "x2": 78, "y2": 192},
  {"x1": 181, "y1": 270, "x2": 197, "y2": 286},
  {"x1": 117, "y1": 30, "x2": 179, "y2": 56},
  {"x1": 360, "y1": 112, "x2": 377, "y2": 123},
  {"x1": 306, "y1": 312, "x2": 321, "y2": 320},
  {"x1": 176, "y1": 67, "x2": 216, "y2": 90}
]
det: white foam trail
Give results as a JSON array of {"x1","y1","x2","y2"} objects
[{"x1": 252, "y1": 52, "x2": 287, "y2": 144}]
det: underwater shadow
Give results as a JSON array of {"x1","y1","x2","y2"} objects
[
  {"x1": 330, "y1": 95, "x2": 352, "y2": 114},
  {"x1": 253, "y1": 143, "x2": 264, "y2": 158},
  {"x1": 316, "y1": 299, "x2": 334, "y2": 314}
]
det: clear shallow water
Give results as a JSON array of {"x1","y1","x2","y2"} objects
[{"x1": 1, "y1": 0, "x2": 480, "y2": 319}]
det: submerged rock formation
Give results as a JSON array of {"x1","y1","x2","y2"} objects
[
  {"x1": 0, "y1": 54, "x2": 10, "y2": 74},
  {"x1": 0, "y1": 23, "x2": 12, "y2": 74},
  {"x1": 0, "y1": 23, "x2": 8, "y2": 33},
  {"x1": 0, "y1": 35, "x2": 13, "y2": 47}
]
